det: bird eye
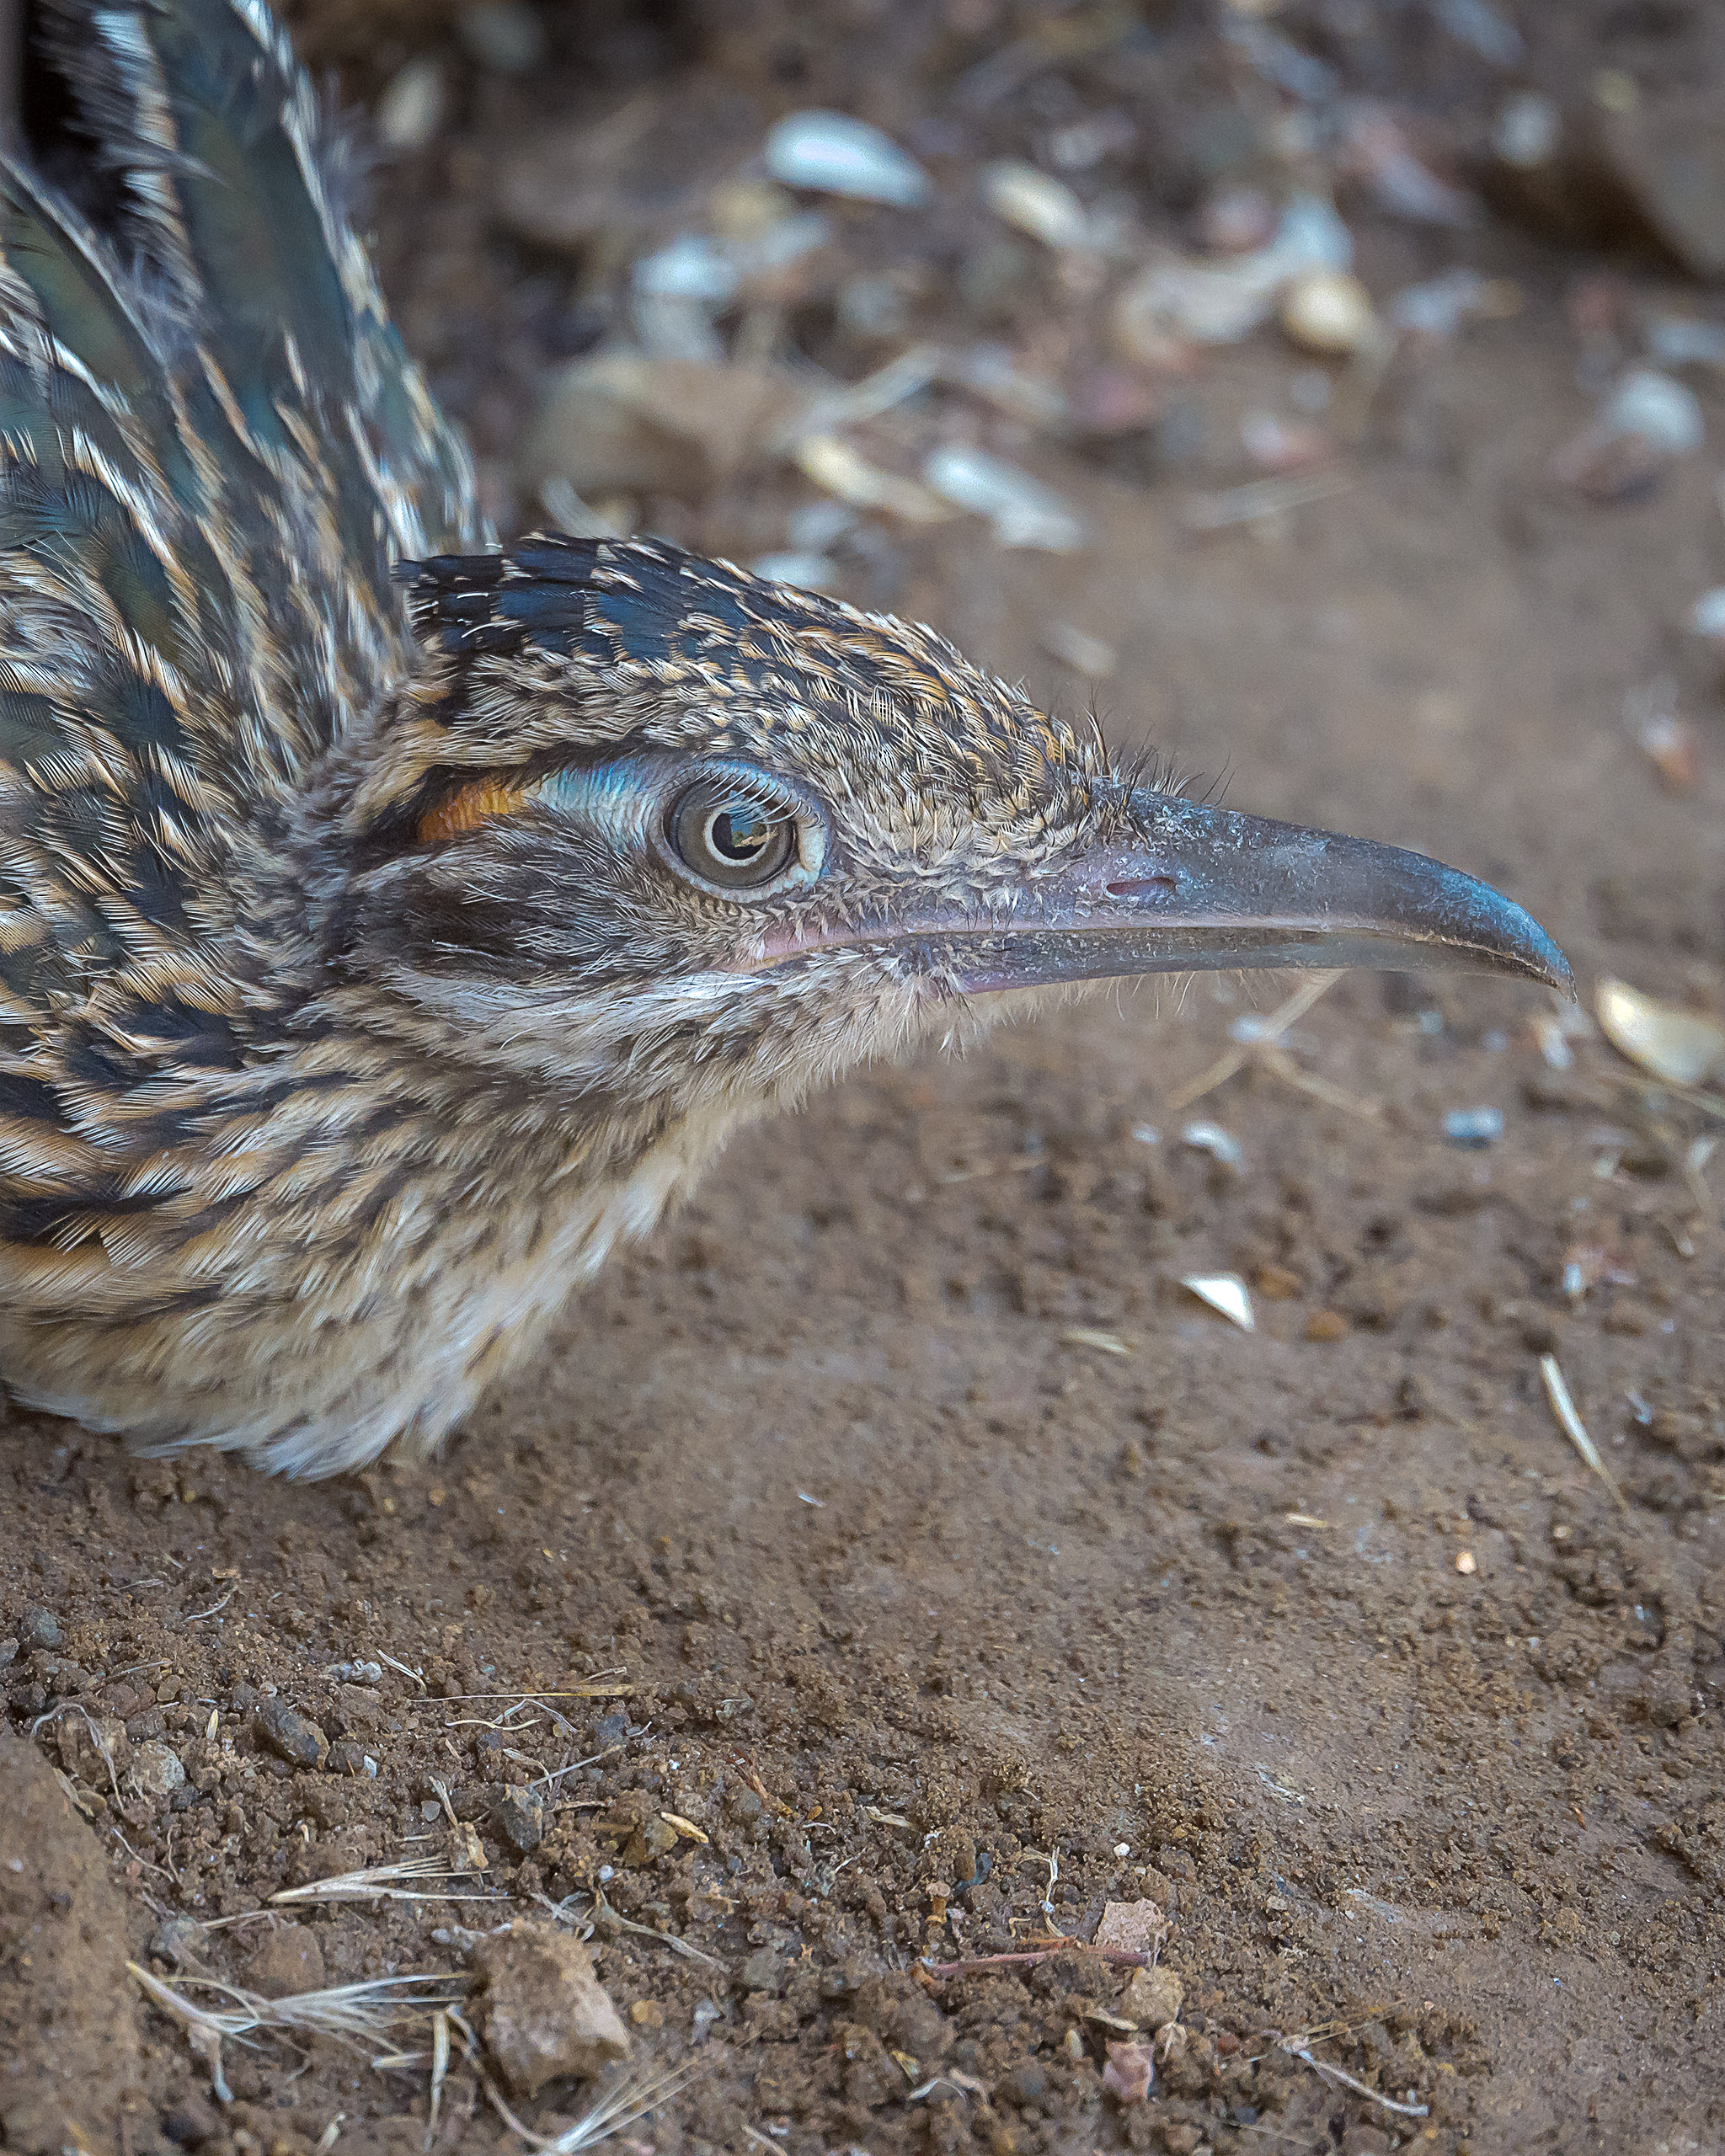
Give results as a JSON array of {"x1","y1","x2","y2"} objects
[{"x1": 667, "y1": 779, "x2": 799, "y2": 892}]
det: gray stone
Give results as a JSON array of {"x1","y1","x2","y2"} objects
[
  {"x1": 130, "y1": 1740, "x2": 185, "y2": 1798},
  {"x1": 254, "y1": 1700, "x2": 329, "y2": 1770},
  {"x1": 18, "y1": 1609, "x2": 60, "y2": 1650},
  {"x1": 491, "y1": 1784, "x2": 545, "y2": 1855}
]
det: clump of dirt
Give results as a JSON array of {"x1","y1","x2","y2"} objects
[{"x1": 0, "y1": 1726, "x2": 145, "y2": 2152}]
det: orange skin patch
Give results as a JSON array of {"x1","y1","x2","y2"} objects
[{"x1": 417, "y1": 778, "x2": 529, "y2": 845}]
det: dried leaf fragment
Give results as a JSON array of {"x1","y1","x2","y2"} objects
[
  {"x1": 1596, "y1": 977, "x2": 1725, "y2": 1087},
  {"x1": 1093, "y1": 1897, "x2": 1169, "y2": 1953},
  {"x1": 1180, "y1": 1273, "x2": 1256, "y2": 1332},
  {"x1": 1102, "y1": 2040, "x2": 1155, "y2": 2104}
]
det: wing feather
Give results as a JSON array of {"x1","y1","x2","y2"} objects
[{"x1": 0, "y1": 0, "x2": 483, "y2": 1235}]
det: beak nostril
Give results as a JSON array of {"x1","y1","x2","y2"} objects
[{"x1": 1104, "y1": 874, "x2": 1178, "y2": 902}]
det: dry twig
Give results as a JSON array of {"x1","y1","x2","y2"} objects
[
  {"x1": 921, "y1": 1943, "x2": 1160, "y2": 1978},
  {"x1": 1166, "y1": 975, "x2": 1374, "y2": 1118},
  {"x1": 1279, "y1": 2040, "x2": 1429, "y2": 2120}
]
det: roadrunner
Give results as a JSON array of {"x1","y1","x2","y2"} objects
[{"x1": 0, "y1": 0, "x2": 1566, "y2": 1475}]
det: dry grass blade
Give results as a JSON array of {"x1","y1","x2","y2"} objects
[
  {"x1": 427, "y1": 2009, "x2": 450, "y2": 2149},
  {"x1": 1165, "y1": 974, "x2": 1364, "y2": 1116},
  {"x1": 270, "y1": 1856, "x2": 509, "y2": 1905},
  {"x1": 130, "y1": 1964, "x2": 465, "y2": 2101},
  {"x1": 1181, "y1": 470, "x2": 1354, "y2": 532},
  {"x1": 542, "y1": 2059, "x2": 707, "y2": 2153},
  {"x1": 29, "y1": 1700, "x2": 122, "y2": 1796},
  {"x1": 1538, "y1": 1355, "x2": 1626, "y2": 1509},
  {"x1": 448, "y1": 2009, "x2": 704, "y2": 2153}
]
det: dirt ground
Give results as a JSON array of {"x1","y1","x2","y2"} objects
[{"x1": 3, "y1": 4, "x2": 1725, "y2": 2153}]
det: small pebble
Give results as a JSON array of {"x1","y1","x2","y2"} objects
[
  {"x1": 764, "y1": 111, "x2": 930, "y2": 209},
  {"x1": 472, "y1": 1924, "x2": 630, "y2": 2098},
  {"x1": 1493, "y1": 90, "x2": 1560, "y2": 168},
  {"x1": 323, "y1": 1659, "x2": 382, "y2": 1687},
  {"x1": 131, "y1": 1740, "x2": 185, "y2": 1797},
  {"x1": 1455, "y1": 1550, "x2": 1477, "y2": 1575},
  {"x1": 1304, "y1": 1309, "x2": 1350, "y2": 1342},
  {"x1": 999, "y1": 2062, "x2": 1047, "y2": 2106},
  {"x1": 980, "y1": 159, "x2": 1091, "y2": 251},
  {"x1": 376, "y1": 56, "x2": 444, "y2": 153},
  {"x1": 492, "y1": 1784, "x2": 546, "y2": 1855},
  {"x1": 1444, "y1": 1106, "x2": 1503, "y2": 1147},
  {"x1": 623, "y1": 1813, "x2": 678, "y2": 1865},
  {"x1": 253, "y1": 1700, "x2": 329, "y2": 1770},
  {"x1": 1281, "y1": 270, "x2": 1377, "y2": 355},
  {"x1": 1102, "y1": 2040, "x2": 1154, "y2": 2105},
  {"x1": 19, "y1": 1608, "x2": 61, "y2": 1650},
  {"x1": 1602, "y1": 369, "x2": 1704, "y2": 456}
]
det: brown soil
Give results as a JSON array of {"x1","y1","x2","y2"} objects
[{"x1": 4, "y1": 7, "x2": 1725, "y2": 2155}]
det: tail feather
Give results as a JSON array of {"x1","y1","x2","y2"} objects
[
  {"x1": 0, "y1": 0, "x2": 484, "y2": 1058},
  {"x1": 42, "y1": 0, "x2": 483, "y2": 568}
]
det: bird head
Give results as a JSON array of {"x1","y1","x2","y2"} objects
[{"x1": 321, "y1": 535, "x2": 1567, "y2": 1136}]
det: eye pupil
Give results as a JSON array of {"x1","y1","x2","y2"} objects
[
  {"x1": 669, "y1": 778, "x2": 799, "y2": 891},
  {"x1": 709, "y1": 806, "x2": 768, "y2": 863}
]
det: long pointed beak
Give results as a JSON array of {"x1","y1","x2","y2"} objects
[{"x1": 768, "y1": 793, "x2": 1572, "y2": 997}]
